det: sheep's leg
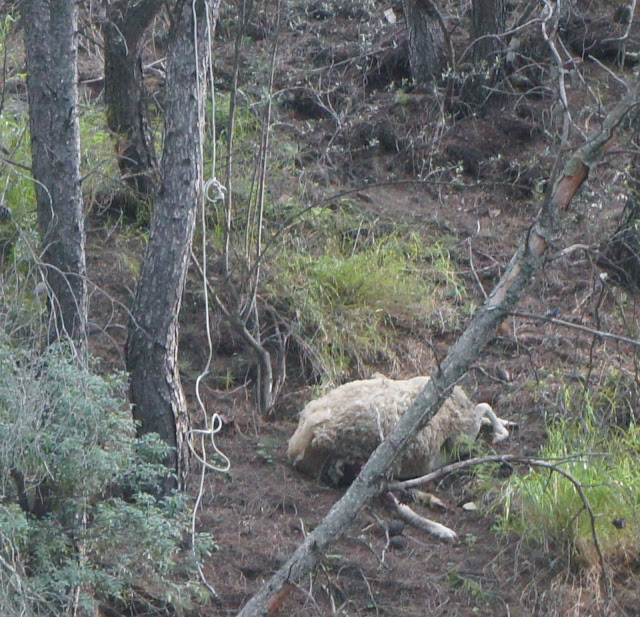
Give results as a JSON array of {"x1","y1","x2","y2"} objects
[
  {"x1": 410, "y1": 489, "x2": 447, "y2": 511},
  {"x1": 477, "y1": 403, "x2": 516, "y2": 443},
  {"x1": 386, "y1": 492, "x2": 457, "y2": 542}
]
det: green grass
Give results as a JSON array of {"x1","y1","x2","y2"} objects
[
  {"x1": 501, "y1": 380, "x2": 640, "y2": 568},
  {"x1": 264, "y1": 203, "x2": 467, "y2": 381},
  {"x1": 79, "y1": 102, "x2": 119, "y2": 196},
  {"x1": 0, "y1": 109, "x2": 36, "y2": 220}
]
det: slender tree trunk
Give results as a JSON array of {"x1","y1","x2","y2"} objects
[
  {"x1": 403, "y1": 0, "x2": 446, "y2": 84},
  {"x1": 103, "y1": 0, "x2": 162, "y2": 197},
  {"x1": 236, "y1": 79, "x2": 640, "y2": 617},
  {"x1": 126, "y1": 0, "x2": 219, "y2": 490},
  {"x1": 21, "y1": 0, "x2": 88, "y2": 350}
]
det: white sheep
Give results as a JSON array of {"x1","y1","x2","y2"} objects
[{"x1": 288, "y1": 374, "x2": 510, "y2": 484}]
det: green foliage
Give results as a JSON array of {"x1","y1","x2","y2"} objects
[
  {"x1": 449, "y1": 570, "x2": 492, "y2": 603},
  {"x1": 501, "y1": 379, "x2": 640, "y2": 568},
  {"x1": 0, "y1": 98, "x2": 119, "y2": 267},
  {"x1": 0, "y1": 104, "x2": 40, "y2": 296},
  {"x1": 264, "y1": 202, "x2": 466, "y2": 381},
  {"x1": 0, "y1": 108, "x2": 37, "y2": 250},
  {"x1": 209, "y1": 91, "x2": 260, "y2": 146},
  {"x1": 79, "y1": 102, "x2": 120, "y2": 204},
  {"x1": 0, "y1": 344, "x2": 207, "y2": 616}
]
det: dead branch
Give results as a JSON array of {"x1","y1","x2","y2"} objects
[
  {"x1": 390, "y1": 454, "x2": 611, "y2": 597},
  {"x1": 386, "y1": 491, "x2": 457, "y2": 542},
  {"x1": 510, "y1": 310, "x2": 640, "y2": 348},
  {"x1": 235, "y1": 78, "x2": 639, "y2": 617}
]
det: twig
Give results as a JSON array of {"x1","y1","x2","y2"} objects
[
  {"x1": 389, "y1": 454, "x2": 611, "y2": 597},
  {"x1": 509, "y1": 311, "x2": 640, "y2": 348},
  {"x1": 541, "y1": 0, "x2": 572, "y2": 147},
  {"x1": 467, "y1": 238, "x2": 488, "y2": 299},
  {"x1": 588, "y1": 54, "x2": 631, "y2": 89}
]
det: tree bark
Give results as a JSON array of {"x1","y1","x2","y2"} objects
[
  {"x1": 103, "y1": 0, "x2": 162, "y2": 197},
  {"x1": 460, "y1": 0, "x2": 507, "y2": 109},
  {"x1": 403, "y1": 0, "x2": 447, "y2": 84},
  {"x1": 126, "y1": 0, "x2": 219, "y2": 490},
  {"x1": 472, "y1": 0, "x2": 506, "y2": 63},
  {"x1": 235, "y1": 80, "x2": 640, "y2": 617},
  {"x1": 21, "y1": 0, "x2": 88, "y2": 350}
]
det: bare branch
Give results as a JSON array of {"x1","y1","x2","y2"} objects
[
  {"x1": 510, "y1": 310, "x2": 640, "y2": 348},
  {"x1": 386, "y1": 491, "x2": 457, "y2": 542},
  {"x1": 391, "y1": 454, "x2": 612, "y2": 597}
]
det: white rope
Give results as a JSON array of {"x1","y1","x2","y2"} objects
[
  {"x1": 188, "y1": 0, "x2": 229, "y2": 599},
  {"x1": 188, "y1": 0, "x2": 229, "y2": 476}
]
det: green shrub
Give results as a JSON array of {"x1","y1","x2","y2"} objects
[
  {"x1": 0, "y1": 344, "x2": 209, "y2": 616},
  {"x1": 501, "y1": 381, "x2": 640, "y2": 568}
]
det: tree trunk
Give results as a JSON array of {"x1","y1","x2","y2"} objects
[
  {"x1": 235, "y1": 79, "x2": 640, "y2": 617},
  {"x1": 21, "y1": 0, "x2": 88, "y2": 350},
  {"x1": 472, "y1": 0, "x2": 506, "y2": 62},
  {"x1": 403, "y1": 0, "x2": 447, "y2": 84},
  {"x1": 126, "y1": 0, "x2": 218, "y2": 490},
  {"x1": 103, "y1": 0, "x2": 162, "y2": 198},
  {"x1": 461, "y1": 0, "x2": 507, "y2": 109}
]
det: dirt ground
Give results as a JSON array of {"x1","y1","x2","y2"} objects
[{"x1": 73, "y1": 1, "x2": 640, "y2": 615}]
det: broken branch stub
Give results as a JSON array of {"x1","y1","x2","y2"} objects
[{"x1": 236, "y1": 79, "x2": 640, "y2": 617}]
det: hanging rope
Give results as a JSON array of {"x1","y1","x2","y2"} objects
[
  {"x1": 188, "y1": 0, "x2": 229, "y2": 599},
  {"x1": 188, "y1": 0, "x2": 229, "y2": 475}
]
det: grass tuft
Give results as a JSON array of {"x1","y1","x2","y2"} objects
[
  {"x1": 265, "y1": 203, "x2": 467, "y2": 381},
  {"x1": 501, "y1": 379, "x2": 640, "y2": 568}
]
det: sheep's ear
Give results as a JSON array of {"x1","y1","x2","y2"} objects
[{"x1": 371, "y1": 372, "x2": 387, "y2": 380}]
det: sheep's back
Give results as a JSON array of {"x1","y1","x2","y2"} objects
[{"x1": 287, "y1": 375, "x2": 482, "y2": 482}]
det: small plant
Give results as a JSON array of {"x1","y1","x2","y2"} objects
[
  {"x1": 256, "y1": 438, "x2": 277, "y2": 465},
  {"x1": 500, "y1": 379, "x2": 640, "y2": 569},
  {"x1": 449, "y1": 570, "x2": 491, "y2": 603}
]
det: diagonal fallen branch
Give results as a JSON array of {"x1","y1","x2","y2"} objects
[{"x1": 236, "y1": 79, "x2": 639, "y2": 617}]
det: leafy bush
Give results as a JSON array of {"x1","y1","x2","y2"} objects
[
  {"x1": 501, "y1": 381, "x2": 640, "y2": 568},
  {"x1": 0, "y1": 344, "x2": 208, "y2": 616}
]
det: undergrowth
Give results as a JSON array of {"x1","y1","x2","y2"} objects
[
  {"x1": 204, "y1": 80, "x2": 469, "y2": 385},
  {"x1": 264, "y1": 202, "x2": 467, "y2": 381},
  {"x1": 0, "y1": 342, "x2": 211, "y2": 616},
  {"x1": 501, "y1": 375, "x2": 640, "y2": 569}
]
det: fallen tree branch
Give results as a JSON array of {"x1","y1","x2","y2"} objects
[
  {"x1": 235, "y1": 78, "x2": 639, "y2": 617},
  {"x1": 510, "y1": 310, "x2": 640, "y2": 348},
  {"x1": 386, "y1": 491, "x2": 457, "y2": 542},
  {"x1": 390, "y1": 454, "x2": 612, "y2": 597}
]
